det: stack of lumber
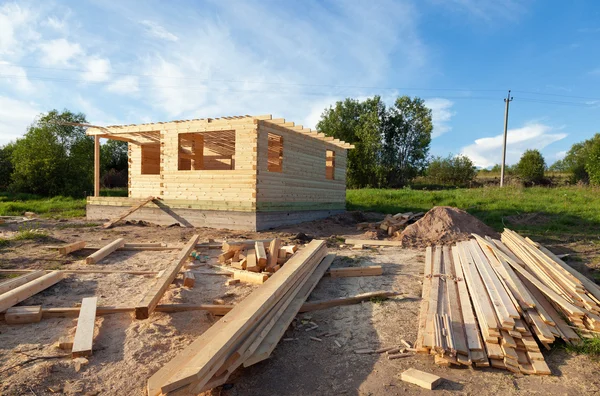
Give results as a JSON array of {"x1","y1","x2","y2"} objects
[
  {"x1": 216, "y1": 239, "x2": 299, "y2": 283},
  {"x1": 147, "y1": 240, "x2": 330, "y2": 395},
  {"x1": 357, "y1": 212, "x2": 424, "y2": 236},
  {"x1": 414, "y1": 232, "x2": 587, "y2": 375}
]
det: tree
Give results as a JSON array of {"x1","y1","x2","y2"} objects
[
  {"x1": 11, "y1": 110, "x2": 93, "y2": 196},
  {"x1": 0, "y1": 143, "x2": 15, "y2": 190},
  {"x1": 382, "y1": 96, "x2": 432, "y2": 187},
  {"x1": 584, "y1": 139, "x2": 600, "y2": 185},
  {"x1": 548, "y1": 159, "x2": 568, "y2": 172},
  {"x1": 317, "y1": 96, "x2": 385, "y2": 188},
  {"x1": 563, "y1": 133, "x2": 600, "y2": 183},
  {"x1": 427, "y1": 154, "x2": 477, "y2": 186},
  {"x1": 101, "y1": 140, "x2": 128, "y2": 188},
  {"x1": 516, "y1": 149, "x2": 546, "y2": 184}
]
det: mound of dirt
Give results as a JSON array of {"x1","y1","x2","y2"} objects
[{"x1": 398, "y1": 206, "x2": 499, "y2": 248}]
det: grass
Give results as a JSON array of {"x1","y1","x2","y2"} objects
[
  {"x1": 346, "y1": 186, "x2": 600, "y2": 239},
  {"x1": 567, "y1": 335, "x2": 600, "y2": 358},
  {"x1": 0, "y1": 192, "x2": 86, "y2": 218},
  {"x1": 13, "y1": 225, "x2": 49, "y2": 240}
]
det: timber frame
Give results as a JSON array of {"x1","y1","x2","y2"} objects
[{"x1": 86, "y1": 115, "x2": 354, "y2": 230}]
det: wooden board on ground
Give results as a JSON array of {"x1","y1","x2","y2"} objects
[
  {"x1": 4, "y1": 305, "x2": 43, "y2": 324},
  {"x1": 135, "y1": 235, "x2": 199, "y2": 319},
  {"x1": 344, "y1": 239, "x2": 402, "y2": 247},
  {"x1": 328, "y1": 266, "x2": 382, "y2": 278},
  {"x1": 85, "y1": 238, "x2": 125, "y2": 264},
  {"x1": 0, "y1": 270, "x2": 46, "y2": 295},
  {"x1": 71, "y1": 297, "x2": 98, "y2": 358},
  {"x1": 0, "y1": 271, "x2": 64, "y2": 313},
  {"x1": 400, "y1": 368, "x2": 443, "y2": 390},
  {"x1": 299, "y1": 291, "x2": 401, "y2": 312},
  {"x1": 102, "y1": 196, "x2": 155, "y2": 228},
  {"x1": 58, "y1": 241, "x2": 86, "y2": 255}
]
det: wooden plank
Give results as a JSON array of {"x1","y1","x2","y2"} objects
[
  {"x1": 416, "y1": 246, "x2": 433, "y2": 353},
  {"x1": 94, "y1": 135, "x2": 100, "y2": 197},
  {"x1": 233, "y1": 271, "x2": 269, "y2": 284},
  {"x1": 443, "y1": 246, "x2": 469, "y2": 356},
  {"x1": 148, "y1": 240, "x2": 327, "y2": 395},
  {"x1": 244, "y1": 254, "x2": 335, "y2": 366},
  {"x1": 400, "y1": 368, "x2": 442, "y2": 390},
  {"x1": 4, "y1": 305, "x2": 42, "y2": 324},
  {"x1": 451, "y1": 246, "x2": 484, "y2": 352},
  {"x1": 72, "y1": 297, "x2": 98, "y2": 358},
  {"x1": 41, "y1": 304, "x2": 234, "y2": 318},
  {"x1": 135, "y1": 235, "x2": 199, "y2": 319},
  {"x1": 103, "y1": 196, "x2": 155, "y2": 228},
  {"x1": 267, "y1": 238, "x2": 281, "y2": 270},
  {"x1": 299, "y1": 291, "x2": 401, "y2": 313},
  {"x1": 424, "y1": 246, "x2": 442, "y2": 349},
  {"x1": 255, "y1": 241, "x2": 267, "y2": 267},
  {"x1": 0, "y1": 271, "x2": 64, "y2": 313},
  {"x1": 0, "y1": 270, "x2": 46, "y2": 295},
  {"x1": 328, "y1": 266, "x2": 382, "y2": 278},
  {"x1": 344, "y1": 239, "x2": 402, "y2": 247},
  {"x1": 85, "y1": 238, "x2": 125, "y2": 264},
  {"x1": 58, "y1": 241, "x2": 86, "y2": 255}
]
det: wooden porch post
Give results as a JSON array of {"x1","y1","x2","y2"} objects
[{"x1": 94, "y1": 135, "x2": 100, "y2": 197}]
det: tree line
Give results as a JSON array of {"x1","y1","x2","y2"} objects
[{"x1": 1, "y1": 103, "x2": 598, "y2": 197}]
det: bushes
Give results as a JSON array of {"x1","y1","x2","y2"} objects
[
  {"x1": 585, "y1": 139, "x2": 600, "y2": 186},
  {"x1": 426, "y1": 154, "x2": 477, "y2": 186},
  {"x1": 516, "y1": 149, "x2": 546, "y2": 184}
]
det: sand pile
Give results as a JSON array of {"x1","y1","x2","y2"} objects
[{"x1": 398, "y1": 206, "x2": 499, "y2": 248}]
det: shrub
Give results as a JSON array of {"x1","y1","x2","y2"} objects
[
  {"x1": 585, "y1": 140, "x2": 600, "y2": 186},
  {"x1": 516, "y1": 149, "x2": 546, "y2": 184},
  {"x1": 426, "y1": 154, "x2": 477, "y2": 186}
]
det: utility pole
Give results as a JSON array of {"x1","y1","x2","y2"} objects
[{"x1": 500, "y1": 90, "x2": 513, "y2": 187}]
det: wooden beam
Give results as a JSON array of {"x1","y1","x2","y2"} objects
[
  {"x1": 0, "y1": 270, "x2": 46, "y2": 295},
  {"x1": 327, "y1": 266, "x2": 382, "y2": 278},
  {"x1": 267, "y1": 238, "x2": 281, "y2": 270},
  {"x1": 400, "y1": 368, "x2": 443, "y2": 390},
  {"x1": 58, "y1": 241, "x2": 86, "y2": 255},
  {"x1": 85, "y1": 238, "x2": 125, "y2": 264},
  {"x1": 135, "y1": 235, "x2": 199, "y2": 319},
  {"x1": 5, "y1": 305, "x2": 42, "y2": 324},
  {"x1": 0, "y1": 271, "x2": 64, "y2": 313},
  {"x1": 255, "y1": 241, "x2": 267, "y2": 267},
  {"x1": 102, "y1": 196, "x2": 155, "y2": 229},
  {"x1": 72, "y1": 297, "x2": 98, "y2": 358},
  {"x1": 183, "y1": 271, "x2": 195, "y2": 288},
  {"x1": 299, "y1": 290, "x2": 402, "y2": 312},
  {"x1": 344, "y1": 239, "x2": 403, "y2": 247},
  {"x1": 94, "y1": 135, "x2": 100, "y2": 197},
  {"x1": 39, "y1": 304, "x2": 233, "y2": 318}
]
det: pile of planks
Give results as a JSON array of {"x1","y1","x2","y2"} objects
[
  {"x1": 216, "y1": 239, "x2": 299, "y2": 283},
  {"x1": 357, "y1": 212, "x2": 424, "y2": 236},
  {"x1": 415, "y1": 229, "x2": 595, "y2": 375},
  {"x1": 147, "y1": 240, "x2": 331, "y2": 395}
]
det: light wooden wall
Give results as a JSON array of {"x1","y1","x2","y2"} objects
[
  {"x1": 129, "y1": 143, "x2": 161, "y2": 198},
  {"x1": 255, "y1": 122, "x2": 347, "y2": 212}
]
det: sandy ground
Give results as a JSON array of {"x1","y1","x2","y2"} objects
[{"x1": 0, "y1": 214, "x2": 599, "y2": 395}]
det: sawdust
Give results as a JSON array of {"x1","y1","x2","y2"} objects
[{"x1": 398, "y1": 206, "x2": 499, "y2": 248}]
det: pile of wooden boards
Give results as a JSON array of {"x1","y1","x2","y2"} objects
[
  {"x1": 357, "y1": 212, "x2": 424, "y2": 236},
  {"x1": 215, "y1": 238, "x2": 299, "y2": 284},
  {"x1": 147, "y1": 240, "x2": 330, "y2": 395},
  {"x1": 414, "y1": 229, "x2": 595, "y2": 375}
]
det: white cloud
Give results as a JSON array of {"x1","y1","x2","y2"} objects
[
  {"x1": 81, "y1": 57, "x2": 111, "y2": 82},
  {"x1": 0, "y1": 61, "x2": 35, "y2": 93},
  {"x1": 38, "y1": 38, "x2": 83, "y2": 66},
  {"x1": 431, "y1": 0, "x2": 527, "y2": 22},
  {"x1": 0, "y1": 2, "x2": 39, "y2": 56},
  {"x1": 107, "y1": 76, "x2": 140, "y2": 95},
  {"x1": 555, "y1": 150, "x2": 567, "y2": 160},
  {"x1": 0, "y1": 96, "x2": 40, "y2": 145},
  {"x1": 426, "y1": 98, "x2": 455, "y2": 138},
  {"x1": 460, "y1": 122, "x2": 568, "y2": 168},
  {"x1": 139, "y1": 20, "x2": 178, "y2": 41}
]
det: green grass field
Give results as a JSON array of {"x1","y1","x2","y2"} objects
[{"x1": 346, "y1": 186, "x2": 600, "y2": 240}]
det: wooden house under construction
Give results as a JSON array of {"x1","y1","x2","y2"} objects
[{"x1": 86, "y1": 115, "x2": 354, "y2": 230}]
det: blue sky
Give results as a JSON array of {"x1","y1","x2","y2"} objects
[{"x1": 0, "y1": 0, "x2": 599, "y2": 167}]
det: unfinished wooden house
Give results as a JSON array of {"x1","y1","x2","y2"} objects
[{"x1": 86, "y1": 115, "x2": 354, "y2": 230}]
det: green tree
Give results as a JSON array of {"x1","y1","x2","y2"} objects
[
  {"x1": 548, "y1": 159, "x2": 568, "y2": 172},
  {"x1": 516, "y1": 149, "x2": 546, "y2": 184},
  {"x1": 317, "y1": 96, "x2": 385, "y2": 188},
  {"x1": 11, "y1": 110, "x2": 93, "y2": 196},
  {"x1": 584, "y1": 139, "x2": 600, "y2": 185},
  {"x1": 382, "y1": 96, "x2": 432, "y2": 187},
  {"x1": 427, "y1": 154, "x2": 477, "y2": 186},
  {"x1": 563, "y1": 133, "x2": 600, "y2": 183},
  {"x1": 0, "y1": 143, "x2": 15, "y2": 190},
  {"x1": 101, "y1": 140, "x2": 128, "y2": 173}
]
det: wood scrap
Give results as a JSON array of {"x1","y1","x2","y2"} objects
[
  {"x1": 4, "y1": 305, "x2": 43, "y2": 324},
  {"x1": 85, "y1": 238, "x2": 125, "y2": 264},
  {"x1": 400, "y1": 368, "x2": 442, "y2": 390},
  {"x1": 71, "y1": 297, "x2": 98, "y2": 358},
  {"x1": 328, "y1": 265, "x2": 383, "y2": 278},
  {"x1": 58, "y1": 241, "x2": 86, "y2": 255},
  {"x1": 0, "y1": 271, "x2": 64, "y2": 313}
]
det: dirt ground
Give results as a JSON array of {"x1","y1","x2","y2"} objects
[{"x1": 0, "y1": 213, "x2": 599, "y2": 396}]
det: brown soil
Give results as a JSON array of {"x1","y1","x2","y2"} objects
[
  {"x1": 506, "y1": 212, "x2": 551, "y2": 226},
  {"x1": 398, "y1": 206, "x2": 499, "y2": 248},
  {"x1": 0, "y1": 215, "x2": 598, "y2": 395}
]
